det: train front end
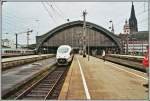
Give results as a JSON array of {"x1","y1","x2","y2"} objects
[{"x1": 56, "y1": 45, "x2": 72, "y2": 66}]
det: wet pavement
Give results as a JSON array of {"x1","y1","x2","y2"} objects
[{"x1": 2, "y1": 57, "x2": 56, "y2": 96}]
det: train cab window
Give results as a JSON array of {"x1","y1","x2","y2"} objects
[{"x1": 58, "y1": 48, "x2": 69, "y2": 53}]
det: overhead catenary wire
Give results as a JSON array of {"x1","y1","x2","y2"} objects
[
  {"x1": 3, "y1": 10, "x2": 37, "y2": 23},
  {"x1": 46, "y1": 2, "x2": 66, "y2": 21},
  {"x1": 2, "y1": 16, "x2": 35, "y2": 33},
  {"x1": 136, "y1": 9, "x2": 148, "y2": 17},
  {"x1": 47, "y1": 2, "x2": 71, "y2": 22},
  {"x1": 52, "y1": 2, "x2": 68, "y2": 18},
  {"x1": 3, "y1": 13, "x2": 37, "y2": 35},
  {"x1": 138, "y1": 17, "x2": 148, "y2": 24},
  {"x1": 41, "y1": 2, "x2": 57, "y2": 23},
  {"x1": 136, "y1": 2, "x2": 148, "y2": 17},
  {"x1": 3, "y1": 19, "x2": 35, "y2": 36}
]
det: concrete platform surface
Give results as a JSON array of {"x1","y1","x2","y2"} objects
[
  {"x1": 2, "y1": 57, "x2": 56, "y2": 96},
  {"x1": 2, "y1": 54, "x2": 53, "y2": 62},
  {"x1": 59, "y1": 55, "x2": 148, "y2": 100}
]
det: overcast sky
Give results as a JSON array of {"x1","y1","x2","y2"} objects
[{"x1": 2, "y1": 2, "x2": 148, "y2": 45}]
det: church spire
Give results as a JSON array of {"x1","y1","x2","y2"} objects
[
  {"x1": 129, "y1": 2, "x2": 138, "y2": 33},
  {"x1": 130, "y1": 2, "x2": 136, "y2": 19}
]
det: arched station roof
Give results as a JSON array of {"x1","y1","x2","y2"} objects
[{"x1": 36, "y1": 20, "x2": 121, "y2": 51}]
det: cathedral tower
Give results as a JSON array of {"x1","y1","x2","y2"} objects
[{"x1": 129, "y1": 2, "x2": 138, "y2": 34}]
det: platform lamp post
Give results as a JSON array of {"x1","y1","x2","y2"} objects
[
  {"x1": 86, "y1": 25, "x2": 93, "y2": 61},
  {"x1": 76, "y1": 31, "x2": 81, "y2": 53},
  {"x1": 82, "y1": 10, "x2": 87, "y2": 58}
]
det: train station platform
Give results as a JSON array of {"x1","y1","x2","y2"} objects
[
  {"x1": 2, "y1": 54, "x2": 54, "y2": 62},
  {"x1": 2, "y1": 54, "x2": 55, "y2": 70},
  {"x1": 2, "y1": 57, "x2": 56, "y2": 97},
  {"x1": 96, "y1": 54, "x2": 145, "y2": 72},
  {"x1": 59, "y1": 55, "x2": 148, "y2": 100}
]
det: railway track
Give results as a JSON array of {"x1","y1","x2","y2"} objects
[{"x1": 14, "y1": 66, "x2": 68, "y2": 100}]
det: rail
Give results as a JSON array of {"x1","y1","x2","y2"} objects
[{"x1": 15, "y1": 66, "x2": 67, "y2": 100}]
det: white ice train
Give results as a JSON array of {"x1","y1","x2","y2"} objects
[
  {"x1": 1, "y1": 48, "x2": 34, "y2": 57},
  {"x1": 56, "y1": 45, "x2": 74, "y2": 65}
]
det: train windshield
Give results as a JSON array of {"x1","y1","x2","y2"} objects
[{"x1": 58, "y1": 47, "x2": 69, "y2": 53}]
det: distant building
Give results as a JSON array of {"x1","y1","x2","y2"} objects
[
  {"x1": 123, "y1": 20, "x2": 130, "y2": 34},
  {"x1": 1, "y1": 39, "x2": 16, "y2": 48},
  {"x1": 2, "y1": 39, "x2": 10, "y2": 47},
  {"x1": 126, "y1": 31, "x2": 148, "y2": 55},
  {"x1": 119, "y1": 2, "x2": 148, "y2": 56}
]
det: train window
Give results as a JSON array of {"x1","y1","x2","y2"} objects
[{"x1": 58, "y1": 48, "x2": 69, "y2": 53}]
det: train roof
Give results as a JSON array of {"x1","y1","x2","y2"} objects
[
  {"x1": 2, "y1": 48, "x2": 33, "y2": 51},
  {"x1": 58, "y1": 45, "x2": 71, "y2": 49}
]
